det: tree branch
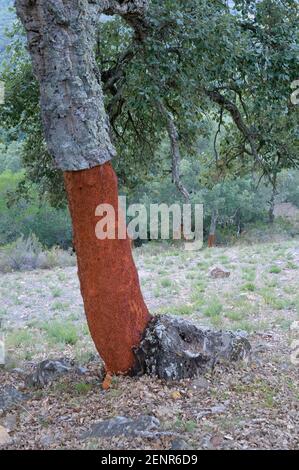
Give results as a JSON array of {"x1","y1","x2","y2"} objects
[{"x1": 157, "y1": 100, "x2": 190, "y2": 203}]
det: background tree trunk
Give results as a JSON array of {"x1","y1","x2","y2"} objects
[{"x1": 208, "y1": 209, "x2": 218, "y2": 248}]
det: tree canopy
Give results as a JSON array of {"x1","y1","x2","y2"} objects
[{"x1": 0, "y1": 0, "x2": 298, "y2": 205}]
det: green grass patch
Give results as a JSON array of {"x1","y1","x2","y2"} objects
[
  {"x1": 203, "y1": 299, "x2": 223, "y2": 317},
  {"x1": 43, "y1": 321, "x2": 78, "y2": 345},
  {"x1": 269, "y1": 266, "x2": 282, "y2": 274}
]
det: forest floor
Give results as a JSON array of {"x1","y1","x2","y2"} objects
[{"x1": 0, "y1": 239, "x2": 299, "y2": 450}]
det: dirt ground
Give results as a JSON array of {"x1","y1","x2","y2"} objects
[{"x1": 0, "y1": 239, "x2": 298, "y2": 450}]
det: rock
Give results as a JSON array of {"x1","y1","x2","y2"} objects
[
  {"x1": 190, "y1": 377, "x2": 210, "y2": 390},
  {"x1": 171, "y1": 438, "x2": 192, "y2": 450},
  {"x1": 2, "y1": 414, "x2": 17, "y2": 432},
  {"x1": 0, "y1": 426, "x2": 10, "y2": 446},
  {"x1": 76, "y1": 366, "x2": 88, "y2": 376},
  {"x1": 196, "y1": 404, "x2": 227, "y2": 420},
  {"x1": 11, "y1": 368, "x2": 25, "y2": 376},
  {"x1": 209, "y1": 266, "x2": 231, "y2": 279},
  {"x1": 201, "y1": 434, "x2": 223, "y2": 449},
  {"x1": 40, "y1": 433, "x2": 55, "y2": 447},
  {"x1": 25, "y1": 359, "x2": 73, "y2": 388},
  {"x1": 82, "y1": 415, "x2": 160, "y2": 439},
  {"x1": 0, "y1": 386, "x2": 29, "y2": 412},
  {"x1": 134, "y1": 315, "x2": 251, "y2": 381}
]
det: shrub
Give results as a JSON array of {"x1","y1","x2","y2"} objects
[
  {"x1": 0, "y1": 235, "x2": 77, "y2": 273},
  {"x1": 0, "y1": 234, "x2": 43, "y2": 272},
  {"x1": 38, "y1": 246, "x2": 76, "y2": 269}
]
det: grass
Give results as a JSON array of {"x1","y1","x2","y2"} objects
[
  {"x1": 203, "y1": 299, "x2": 223, "y2": 318},
  {"x1": 172, "y1": 304, "x2": 194, "y2": 316},
  {"x1": 51, "y1": 301, "x2": 70, "y2": 311},
  {"x1": 51, "y1": 287, "x2": 63, "y2": 298},
  {"x1": 269, "y1": 265, "x2": 282, "y2": 274},
  {"x1": 74, "y1": 382, "x2": 93, "y2": 395},
  {"x1": 42, "y1": 321, "x2": 78, "y2": 345},
  {"x1": 7, "y1": 329, "x2": 35, "y2": 348},
  {"x1": 160, "y1": 278, "x2": 172, "y2": 288},
  {"x1": 242, "y1": 282, "x2": 256, "y2": 292},
  {"x1": 225, "y1": 311, "x2": 245, "y2": 322}
]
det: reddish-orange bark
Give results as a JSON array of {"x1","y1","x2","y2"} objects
[
  {"x1": 64, "y1": 163, "x2": 152, "y2": 375},
  {"x1": 208, "y1": 234, "x2": 216, "y2": 248}
]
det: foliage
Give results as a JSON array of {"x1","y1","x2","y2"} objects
[
  {"x1": 0, "y1": 233, "x2": 76, "y2": 273},
  {"x1": 0, "y1": 1, "x2": 298, "y2": 206},
  {"x1": 0, "y1": 170, "x2": 72, "y2": 247}
]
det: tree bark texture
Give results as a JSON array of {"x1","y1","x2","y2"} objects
[{"x1": 16, "y1": 0, "x2": 117, "y2": 171}]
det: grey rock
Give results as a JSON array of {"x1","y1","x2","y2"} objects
[
  {"x1": 11, "y1": 368, "x2": 25, "y2": 376},
  {"x1": 2, "y1": 414, "x2": 17, "y2": 432},
  {"x1": 196, "y1": 404, "x2": 227, "y2": 420},
  {"x1": 40, "y1": 433, "x2": 55, "y2": 448},
  {"x1": 82, "y1": 415, "x2": 160, "y2": 440},
  {"x1": 209, "y1": 266, "x2": 231, "y2": 279},
  {"x1": 76, "y1": 366, "x2": 88, "y2": 376},
  {"x1": 190, "y1": 377, "x2": 210, "y2": 390},
  {"x1": 134, "y1": 315, "x2": 251, "y2": 381},
  {"x1": 171, "y1": 438, "x2": 192, "y2": 450},
  {"x1": 0, "y1": 386, "x2": 29, "y2": 412},
  {"x1": 25, "y1": 359, "x2": 73, "y2": 388}
]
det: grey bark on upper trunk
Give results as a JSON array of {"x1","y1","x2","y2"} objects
[{"x1": 15, "y1": 0, "x2": 149, "y2": 171}]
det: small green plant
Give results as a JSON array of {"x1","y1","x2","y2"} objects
[
  {"x1": 269, "y1": 265, "x2": 282, "y2": 274},
  {"x1": 225, "y1": 311, "x2": 244, "y2": 322},
  {"x1": 44, "y1": 321, "x2": 78, "y2": 345},
  {"x1": 203, "y1": 299, "x2": 223, "y2": 317},
  {"x1": 7, "y1": 329, "x2": 35, "y2": 348},
  {"x1": 51, "y1": 287, "x2": 63, "y2": 298},
  {"x1": 51, "y1": 301, "x2": 69, "y2": 311},
  {"x1": 160, "y1": 278, "x2": 172, "y2": 288},
  {"x1": 74, "y1": 382, "x2": 93, "y2": 395},
  {"x1": 242, "y1": 283, "x2": 256, "y2": 292},
  {"x1": 172, "y1": 304, "x2": 193, "y2": 316}
]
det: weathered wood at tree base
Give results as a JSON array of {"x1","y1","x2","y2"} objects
[{"x1": 134, "y1": 315, "x2": 251, "y2": 380}]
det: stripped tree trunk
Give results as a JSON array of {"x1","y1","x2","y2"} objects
[
  {"x1": 64, "y1": 163, "x2": 151, "y2": 373},
  {"x1": 208, "y1": 209, "x2": 218, "y2": 248},
  {"x1": 16, "y1": 0, "x2": 152, "y2": 375}
]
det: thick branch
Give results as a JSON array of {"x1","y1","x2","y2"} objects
[
  {"x1": 157, "y1": 100, "x2": 190, "y2": 203},
  {"x1": 102, "y1": 0, "x2": 150, "y2": 40},
  {"x1": 205, "y1": 89, "x2": 259, "y2": 161}
]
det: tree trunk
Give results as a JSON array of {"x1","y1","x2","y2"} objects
[
  {"x1": 208, "y1": 209, "x2": 218, "y2": 248},
  {"x1": 268, "y1": 183, "x2": 277, "y2": 225},
  {"x1": 64, "y1": 163, "x2": 151, "y2": 374},
  {"x1": 16, "y1": 0, "x2": 151, "y2": 375}
]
